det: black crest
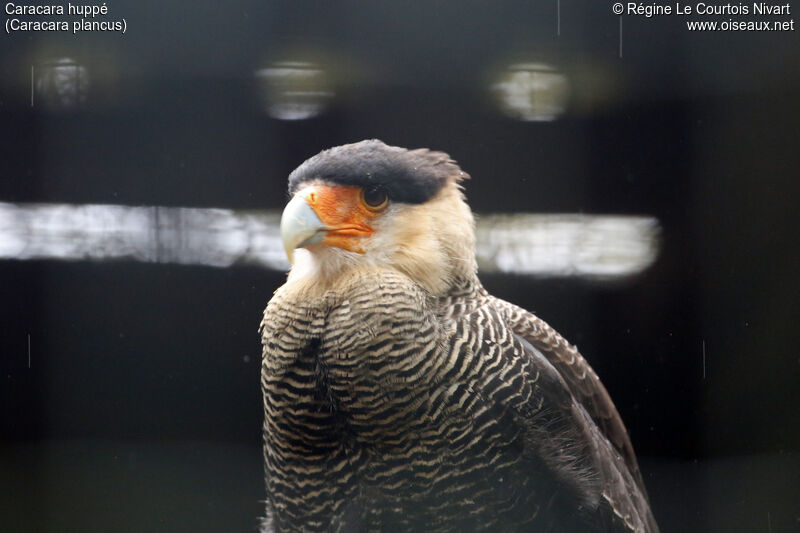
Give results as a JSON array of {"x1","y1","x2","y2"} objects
[{"x1": 288, "y1": 139, "x2": 467, "y2": 204}]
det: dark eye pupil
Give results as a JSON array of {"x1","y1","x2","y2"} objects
[{"x1": 363, "y1": 187, "x2": 387, "y2": 207}]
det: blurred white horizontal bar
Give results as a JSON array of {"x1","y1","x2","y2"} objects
[
  {"x1": 0, "y1": 202, "x2": 287, "y2": 269},
  {"x1": 0, "y1": 202, "x2": 659, "y2": 279},
  {"x1": 475, "y1": 213, "x2": 659, "y2": 279}
]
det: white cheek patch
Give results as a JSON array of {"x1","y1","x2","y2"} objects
[{"x1": 364, "y1": 204, "x2": 406, "y2": 254}]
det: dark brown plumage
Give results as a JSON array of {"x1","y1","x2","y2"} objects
[{"x1": 261, "y1": 140, "x2": 659, "y2": 532}]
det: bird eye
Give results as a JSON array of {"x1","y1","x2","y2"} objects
[{"x1": 360, "y1": 186, "x2": 389, "y2": 211}]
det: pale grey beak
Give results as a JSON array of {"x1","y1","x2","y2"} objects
[{"x1": 280, "y1": 194, "x2": 326, "y2": 263}]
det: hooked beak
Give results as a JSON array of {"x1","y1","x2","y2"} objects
[
  {"x1": 280, "y1": 184, "x2": 376, "y2": 264},
  {"x1": 280, "y1": 194, "x2": 325, "y2": 264}
]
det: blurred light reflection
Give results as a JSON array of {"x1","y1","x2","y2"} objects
[
  {"x1": 254, "y1": 61, "x2": 333, "y2": 120},
  {"x1": 35, "y1": 58, "x2": 89, "y2": 111},
  {"x1": 476, "y1": 213, "x2": 659, "y2": 278},
  {"x1": 491, "y1": 62, "x2": 569, "y2": 122},
  {"x1": 0, "y1": 202, "x2": 285, "y2": 269},
  {"x1": 0, "y1": 202, "x2": 659, "y2": 280}
]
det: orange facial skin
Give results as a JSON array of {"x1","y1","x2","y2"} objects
[{"x1": 297, "y1": 184, "x2": 383, "y2": 254}]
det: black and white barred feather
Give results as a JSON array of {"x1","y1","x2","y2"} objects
[{"x1": 260, "y1": 269, "x2": 658, "y2": 532}]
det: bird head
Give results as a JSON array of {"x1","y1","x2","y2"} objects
[{"x1": 281, "y1": 140, "x2": 476, "y2": 295}]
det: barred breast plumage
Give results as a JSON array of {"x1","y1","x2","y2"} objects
[
  {"x1": 261, "y1": 270, "x2": 656, "y2": 532},
  {"x1": 260, "y1": 140, "x2": 658, "y2": 532}
]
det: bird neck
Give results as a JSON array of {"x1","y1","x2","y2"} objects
[{"x1": 383, "y1": 184, "x2": 478, "y2": 297}]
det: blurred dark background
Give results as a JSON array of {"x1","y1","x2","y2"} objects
[{"x1": 1, "y1": 1, "x2": 798, "y2": 532}]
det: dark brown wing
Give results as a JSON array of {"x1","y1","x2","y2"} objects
[{"x1": 493, "y1": 296, "x2": 659, "y2": 532}]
